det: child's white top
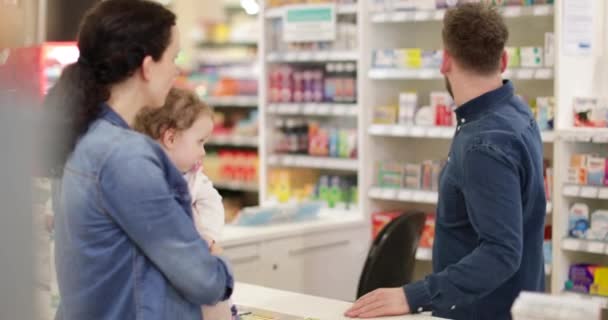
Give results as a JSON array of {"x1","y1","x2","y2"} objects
[{"x1": 184, "y1": 167, "x2": 225, "y2": 243}]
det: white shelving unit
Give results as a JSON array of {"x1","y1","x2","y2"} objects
[
  {"x1": 549, "y1": 0, "x2": 608, "y2": 301},
  {"x1": 204, "y1": 96, "x2": 259, "y2": 108},
  {"x1": 359, "y1": 0, "x2": 560, "y2": 289},
  {"x1": 258, "y1": 1, "x2": 364, "y2": 209},
  {"x1": 207, "y1": 135, "x2": 259, "y2": 148},
  {"x1": 370, "y1": 4, "x2": 554, "y2": 23},
  {"x1": 267, "y1": 50, "x2": 359, "y2": 62},
  {"x1": 265, "y1": 2, "x2": 358, "y2": 18},
  {"x1": 267, "y1": 155, "x2": 359, "y2": 171},
  {"x1": 267, "y1": 103, "x2": 358, "y2": 117},
  {"x1": 369, "y1": 67, "x2": 553, "y2": 80}
]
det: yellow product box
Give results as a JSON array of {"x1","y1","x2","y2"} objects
[
  {"x1": 396, "y1": 48, "x2": 423, "y2": 69},
  {"x1": 591, "y1": 267, "x2": 608, "y2": 297},
  {"x1": 373, "y1": 105, "x2": 399, "y2": 124}
]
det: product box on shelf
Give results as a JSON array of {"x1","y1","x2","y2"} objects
[
  {"x1": 534, "y1": 96, "x2": 555, "y2": 131},
  {"x1": 373, "y1": 105, "x2": 399, "y2": 124},
  {"x1": 315, "y1": 175, "x2": 358, "y2": 209},
  {"x1": 543, "y1": 224, "x2": 552, "y2": 264},
  {"x1": 422, "y1": 50, "x2": 443, "y2": 69},
  {"x1": 605, "y1": 159, "x2": 608, "y2": 186},
  {"x1": 372, "y1": 211, "x2": 403, "y2": 239},
  {"x1": 566, "y1": 264, "x2": 608, "y2": 297},
  {"x1": 567, "y1": 264, "x2": 597, "y2": 294},
  {"x1": 573, "y1": 97, "x2": 608, "y2": 128},
  {"x1": 397, "y1": 48, "x2": 423, "y2": 69},
  {"x1": 568, "y1": 154, "x2": 589, "y2": 185},
  {"x1": 587, "y1": 156, "x2": 606, "y2": 186},
  {"x1": 403, "y1": 163, "x2": 422, "y2": 189},
  {"x1": 569, "y1": 202, "x2": 590, "y2": 239},
  {"x1": 399, "y1": 93, "x2": 418, "y2": 125},
  {"x1": 420, "y1": 213, "x2": 436, "y2": 248},
  {"x1": 587, "y1": 210, "x2": 608, "y2": 242},
  {"x1": 372, "y1": 49, "x2": 398, "y2": 69},
  {"x1": 506, "y1": 47, "x2": 521, "y2": 68},
  {"x1": 520, "y1": 47, "x2": 544, "y2": 68},
  {"x1": 431, "y1": 92, "x2": 455, "y2": 127},
  {"x1": 377, "y1": 161, "x2": 404, "y2": 188}
]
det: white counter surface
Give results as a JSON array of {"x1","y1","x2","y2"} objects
[
  {"x1": 234, "y1": 282, "x2": 444, "y2": 320},
  {"x1": 220, "y1": 210, "x2": 367, "y2": 247}
]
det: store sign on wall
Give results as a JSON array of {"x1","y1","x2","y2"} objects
[{"x1": 283, "y1": 4, "x2": 336, "y2": 43}]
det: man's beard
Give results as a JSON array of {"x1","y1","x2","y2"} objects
[{"x1": 445, "y1": 76, "x2": 454, "y2": 100}]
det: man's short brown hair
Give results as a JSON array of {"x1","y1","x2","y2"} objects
[{"x1": 442, "y1": 3, "x2": 509, "y2": 75}]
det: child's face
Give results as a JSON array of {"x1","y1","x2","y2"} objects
[{"x1": 162, "y1": 115, "x2": 213, "y2": 172}]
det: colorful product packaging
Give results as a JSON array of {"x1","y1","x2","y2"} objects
[
  {"x1": 520, "y1": 47, "x2": 544, "y2": 68},
  {"x1": 569, "y1": 203, "x2": 590, "y2": 239}
]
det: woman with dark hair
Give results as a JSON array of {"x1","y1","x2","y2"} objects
[{"x1": 44, "y1": 1, "x2": 233, "y2": 319}]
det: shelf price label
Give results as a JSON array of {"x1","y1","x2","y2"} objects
[
  {"x1": 598, "y1": 188, "x2": 608, "y2": 200},
  {"x1": 398, "y1": 189, "x2": 413, "y2": 201},
  {"x1": 284, "y1": 4, "x2": 336, "y2": 43},
  {"x1": 563, "y1": 185, "x2": 581, "y2": 197},
  {"x1": 580, "y1": 186, "x2": 599, "y2": 198},
  {"x1": 533, "y1": 5, "x2": 551, "y2": 16},
  {"x1": 587, "y1": 241, "x2": 605, "y2": 254},
  {"x1": 503, "y1": 6, "x2": 522, "y2": 17},
  {"x1": 535, "y1": 69, "x2": 553, "y2": 79}
]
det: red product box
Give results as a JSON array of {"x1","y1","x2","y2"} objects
[
  {"x1": 420, "y1": 214, "x2": 436, "y2": 248},
  {"x1": 371, "y1": 211, "x2": 403, "y2": 239}
]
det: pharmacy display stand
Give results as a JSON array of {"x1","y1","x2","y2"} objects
[
  {"x1": 258, "y1": 1, "x2": 363, "y2": 212},
  {"x1": 551, "y1": 0, "x2": 608, "y2": 306},
  {"x1": 359, "y1": 0, "x2": 556, "y2": 282}
]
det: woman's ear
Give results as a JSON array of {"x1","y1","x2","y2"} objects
[{"x1": 140, "y1": 55, "x2": 154, "y2": 82}]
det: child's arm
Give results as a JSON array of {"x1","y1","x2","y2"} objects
[{"x1": 190, "y1": 170, "x2": 225, "y2": 245}]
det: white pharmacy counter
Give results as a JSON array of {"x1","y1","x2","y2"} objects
[{"x1": 234, "y1": 282, "x2": 445, "y2": 320}]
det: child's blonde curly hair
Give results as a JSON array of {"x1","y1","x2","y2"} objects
[{"x1": 134, "y1": 87, "x2": 213, "y2": 139}]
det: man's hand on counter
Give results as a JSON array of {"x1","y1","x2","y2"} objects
[{"x1": 344, "y1": 288, "x2": 410, "y2": 318}]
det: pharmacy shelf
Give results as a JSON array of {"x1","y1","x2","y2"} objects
[
  {"x1": 562, "y1": 238, "x2": 608, "y2": 256},
  {"x1": 267, "y1": 50, "x2": 359, "y2": 62},
  {"x1": 541, "y1": 131, "x2": 556, "y2": 143},
  {"x1": 371, "y1": 4, "x2": 553, "y2": 23},
  {"x1": 369, "y1": 186, "x2": 553, "y2": 214},
  {"x1": 562, "y1": 184, "x2": 608, "y2": 200},
  {"x1": 267, "y1": 103, "x2": 358, "y2": 117},
  {"x1": 214, "y1": 181, "x2": 259, "y2": 192},
  {"x1": 369, "y1": 124, "x2": 555, "y2": 143},
  {"x1": 561, "y1": 291, "x2": 608, "y2": 308},
  {"x1": 558, "y1": 128, "x2": 608, "y2": 144},
  {"x1": 265, "y1": 3, "x2": 357, "y2": 19},
  {"x1": 207, "y1": 135, "x2": 259, "y2": 148},
  {"x1": 368, "y1": 124, "x2": 454, "y2": 139},
  {"x1": 368, "y1": 187, "x2": 439, "y2": 204},
  {"x1": 368, "y1": 68, "x2": 553, "y2": 80},
  {"x1": 204, "y1": 96, "x2": 259, "y2": 108},
  {"x1": 198, "y1": 41, "x2": 257, "y2": 48},
  {"x1": 267, "y1": 155, "x2": 358, "y2": 171}
]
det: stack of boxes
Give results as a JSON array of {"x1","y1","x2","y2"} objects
[
  {"x1": 376, "y1": 160, "x2": 444, "y2": 191},
  {"x1": 567, "y1": 154, "x2": 608, "y2": 187}
]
